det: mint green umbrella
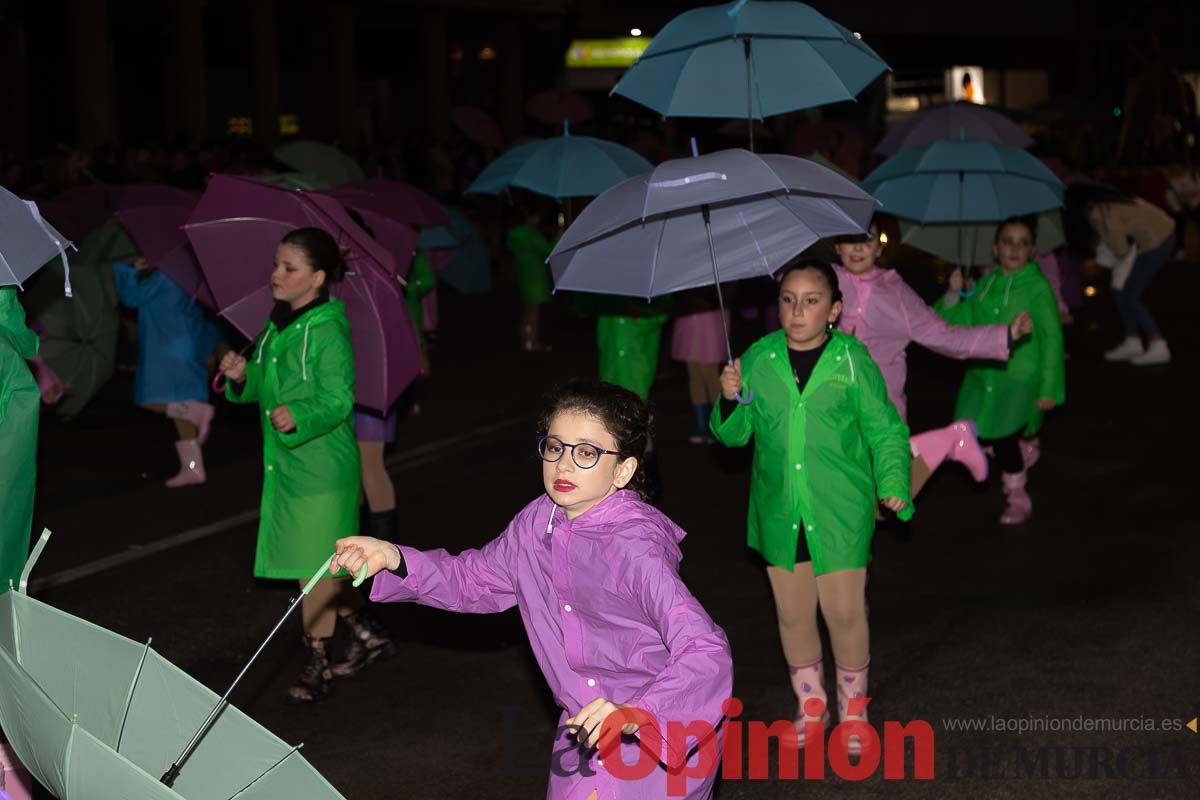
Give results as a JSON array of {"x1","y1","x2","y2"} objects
[
  {"x1": 897, "y1": 209, "x2": 1066, "y2": 266},
  {"x1": 0, "y1": 533, "x2": 363, "y2": 799},
  {"x1": 272, "y1": 142, "x2": 363, "y2": 188}
]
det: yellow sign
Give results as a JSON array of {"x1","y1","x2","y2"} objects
[
  {"x1": 1188, "y1": 718, "x2": 1197, "y2": 733},
  {"x1": 566, "y1": 38, "x2": 650, "y2": 68}
]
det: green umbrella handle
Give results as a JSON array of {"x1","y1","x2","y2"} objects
[
  {"x1": 304, "y1": 555, "x2": 368, "y2": 595},
  {"x1": 17, "y1": 529, "x2": 52, "y2": 595}
]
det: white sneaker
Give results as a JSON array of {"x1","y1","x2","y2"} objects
[
  {"x1": 1131, "y1": 339, "x2": 1170, "y2": 366},
  {"x1": 1104, "y1": 336, "x2": 1144, "y2": 361}
]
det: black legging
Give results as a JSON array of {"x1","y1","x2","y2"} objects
[{"x1": 981, "y1": 433, "x2": 1023, "y2": 474}]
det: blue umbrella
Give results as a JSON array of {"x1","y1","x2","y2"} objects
[
  {"x1": 611, "y1": 0, "x2": 888, "y2": 150},
  {"x1": 549, "y1": 148, "x2": 875, "y2": 400},
  {"x1": 423, "y1": 207, "x2": 492, "y2": 294},
  {"x1": 874, "y1": 102, "x2": 1033, "y2": 156},
  {"x1": 0, "y1": 186, "x2": 74, "y2": 296},
  {"x1": 467, "y1": 122, "x2": 652, "y2": 199}
]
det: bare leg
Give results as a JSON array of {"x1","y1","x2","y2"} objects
[
  {"x1": 815, "y1": 568, "x2": 869, "y2": 669},
  {"x1": 701, "y1": 362, "x2": 722, "y2": 404},
  {"x1": 357, "y1": 440, "x2": 396, "y2": 512},
  {"x1": 911, "y1": 454, "x2": 933, "y2": 498},
  {"x1": 300, "y1": 578, "x2": 343, "y2": 639},
  {"x1": 766, "y1": 563, "x2": 822, "y2": 665},
  {"x1": 686, "y1": 361, "x2": 708, "y2": 404}
]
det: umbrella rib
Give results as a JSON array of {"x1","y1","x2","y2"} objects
[
  {"x1": 225, "y1": 745, "x2": 304, "y2": 800},
  {"x1": 734, "y1": 207, "x2": 771, "y2": 273},
  {"x1": 646, "y1": 216, "x2": 670, "y2": 297},
  {"x1": 115, "y1": 639, "x2": 154, "y2": 754}
]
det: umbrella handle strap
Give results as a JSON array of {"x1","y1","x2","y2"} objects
[
  {"x1": 306, "y1": 555, "x2": 368, "y2": 595},
  {"x1": 735, "y1": 388, "x2": 754, "y2": 405},
  {"x1": 17, "y1": 529, "x2": 52, "y2": 594},
  {"x1": 211, "y1": 370, "x2": 227, "y2": 394}
]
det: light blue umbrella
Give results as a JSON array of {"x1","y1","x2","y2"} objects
[
  {"x1": 860, "y1": 139, "x2": 1064, "y2": 224},
  {"x1": 611, "y1": 0, "x2": 888, "y2": 150},
  {"x1": 550, "y1": 148, "x2": 875, "y2": 400},
  {"x1": 467, "y1": 122, "x2": 652, "y2": 200},
  {"x1": 422, "y1": 207, "x2": 492, "y2": 294},
  {"x1": 1, "y1": 186, "x2": 74, "y2": 296}
]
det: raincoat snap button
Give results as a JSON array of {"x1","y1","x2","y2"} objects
[
  {"x1": 266, "y1": 465, "x2": 273, "y2": 471},
  {"x1": 770, "y1": 352, "x2": 776, "y2": 359},
  {"x1": 836, "y1": 355, "x2": 842, "y2": 361},
  {"x1": 272, "y1": 357, "x2": 277, "y2": 363},
  {"x1": 792, "y1": 523, "x2": 799, "y2": 530},
  {"x1": 806, "y1": 524, "x2": 814, "y2": 531},
  {"x1": 564, "y1": 604, "x2": 572, "y2": 612},
  {"x1": 795, "y1": 463, "x2": 802, "y2": 470},
  {"x1": 587, "y1": 678, "x2": 596, "y2": 687},
  {"x1": 618, "y1": 350, "x2": 625, "y2": 356}
]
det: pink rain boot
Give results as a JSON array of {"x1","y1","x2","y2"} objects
[
  {"x1": 167, "y1": 400, "x2": 215, "y2": 445},
  {"x1": 835, "y1": 662, "x2": 870, "y2": 757},
  {"x1": 166, "y1": 439, "x2": 206, "y2": 488},
  {"x1": 1019, "y1": 437, "x2": 1040, "y2": 470},
  {"x1": 1000, "y1": 471, "x2": 1032, "y2": 524},
  {"x1": 789, "y1": 658, "x2": 830, "y2": 747},
  {"x1": 910, "y1": 420, "x2": 988, "y2": 482}
]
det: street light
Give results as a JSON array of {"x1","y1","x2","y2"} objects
[{"x1": 630, "y1": 28, "x2": 642, "y2": 37}]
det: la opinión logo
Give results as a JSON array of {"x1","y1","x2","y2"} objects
[{"x1": 557, "y1": 696, "x2": 936, "y2": 796}]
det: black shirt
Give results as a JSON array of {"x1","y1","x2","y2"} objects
[{"x1": 720, "y1": 335, "x2": 831, "y2": 420}]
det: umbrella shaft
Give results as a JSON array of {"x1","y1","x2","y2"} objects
[
  {"x1": 743, "y1": 38, "x2": 754, "y2": 153},
  {"x1": 161, "y1": 593, "x2": 306, "y2": 787},
  {"x1": 701, "y1": 206, "x2": 735, "y2": 365}
]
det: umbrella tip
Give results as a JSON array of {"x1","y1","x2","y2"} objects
[{"x1": 690, "y1": 137, "x2": 700, "y2": 158}]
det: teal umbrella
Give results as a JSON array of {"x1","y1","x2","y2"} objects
[
  {"x1": 467, "y1": 122, "x2": 652, "y2": 200},
  {"x1": 0, "y1": 533, "x2": 362, "y2": 799},
  {"x1": 898, "y1": 209, "x2": 1066, "y2": 267},
  {"x1": 611, "y1": 0, "x2": 888, "y2": 151},
  {"x1": 423, "y1": 207, "x2": 491, "y2": 294},
  {"x1": 272, "y1": 141, "x2": 364, "y2": 187}
]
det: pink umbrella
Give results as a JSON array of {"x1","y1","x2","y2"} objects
[
  {"x1": 111, "y1": 186, "x2": 214, "y2": 306},
  {"x1": 450, "y1": 106, "x2": 505, "y2": 152},
  {"x1": 183, "y1": 175, "x2": 421, "y2": 412},
  {"x1": 342, "y1": 205, "x2": 419, "y2": 281},
  {"x1": 324, "y1": 179, "x2": 449, "y2": 228},
  {"x1": 526, "y1": 88, "x2": 593, "y2": 125}
]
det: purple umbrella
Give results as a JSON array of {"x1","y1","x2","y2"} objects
[
  {"x1": 183, "y1": 175, "x2": 421, "y2": 412},
  {"x1": 324, "y1": 179, "x2": 449, "y2": 228},
  {"x1": 874, "y1": 102, "x2": 1033, "y2": 156},
  {"x1": 39, "y1": 184, "x2": 119, "y2": 243},
  {"x1": 111, "y1": 187, "x2": 214, "y2": 306},
  {"x1": 549, "y1": 148, "x2": 875, "y2": 400}
]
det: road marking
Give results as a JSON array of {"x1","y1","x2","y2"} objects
[{"x1": 29, "y1": 414, "x2": 533, "y2": 593}]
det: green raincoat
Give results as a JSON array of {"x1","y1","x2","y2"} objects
[
  {"x1": 506, "y1": 224, "x2": 554, "y2": 306},
  {"x1": 404, "y1": 250, "x2": 436, "y2": 342},
  {"x1": 711, "y1": 330, "x2": 912, "y2": 574},
  {"x1": 227, "y1": 300, "x2": 360, "y2": 579},
  {"x1": 0, "y1": 288, "x2": 39, "y2": 587},
  {"x1": 935, "y1": 261, "x2": 1065, "y2": 439},
  {"x1": 596, "y1": 296, "x2": 672, "y2": 402}
]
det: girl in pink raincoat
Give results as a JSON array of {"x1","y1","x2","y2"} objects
[
  {"x1": 832, "y1": 219, "x2": 1033, "y2": 496},
  {"x1": 333, "y1": 379, "x2": 733, "y2": 799}
]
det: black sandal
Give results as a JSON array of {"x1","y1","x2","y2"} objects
[
  {"x1": 331, "y1": 609, "x2": 397, "y2": 678},
  {"x1": 286, "y1": 635, "x2": 335, "y2": 704}
]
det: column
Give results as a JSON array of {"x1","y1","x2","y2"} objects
[
  {"x1": 251, "y1": 0, "x2": 280, "y2": 146},
  {"x1": 168, "y1": 0, "x2": 208, "y2": 141},
  {"x1": 70, "y1": 0, "x2": 117, "y2": 146},
  {"x1": 329, "y1": 0, "x2": 357, "y2": 146}
]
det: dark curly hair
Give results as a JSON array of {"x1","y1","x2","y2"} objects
[
  {"x1": 537, "y1": 379, "x2": 653, "y2": 500},
  {"x1": 280, "y1": 227, "x2": 348, "y2": 283},
  {"x1": 994, "y1": 214, "x2": 1038, "y2": 245}
]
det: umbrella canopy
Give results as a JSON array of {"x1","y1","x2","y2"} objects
[
  {"x1": 549, "y1": 148, "x2": 875, "y2": 298},
  {"x1": 112, "y1": 188, "x2": 212, "y2": 305},
  {"x1": 450, "y1": 106, "x2": 505, "y2": 152},
  {"x1": 0, "y1": 187, "x2": 73, "y2": 293},
  {"x1": 467, "y1": 123, "x2": 653, "y2": 200},
  {"x1": 425, "y1": 207, "x2": 491, "y2": 294},
  {"x1": 611, "y1": 0, "x2": 888, "y2": 150},
  {"x1": 526, "y1": 88, "x2": 593, "y2": 125},
  {"x1": 273, "y1": 141, "x2": 365, "y2": 187},
  {"x1": 261, "y1": 172, "x2": 333, "y2": 191},
  {"x1": 860, "y1": 139, "x2": 1064, "y2": 224},
  {"x1": 898, "y1": 209, "x2": 1066, "y2": 267},
  {"x1": 38, "y1": 184, "x2": 119, "y2": 243},
  {"x1": 324, "y1": 179, "x2": 449, "y2": 228},
  {"x1": 874, "y1": 102, "x2": 1034, "y2": 156},
  {"x1": 0, "y1": 554, "x2": 347, "y2": 798},
  {"x1": 184, "y1": 175, "x2": 420, "y2": 411}
]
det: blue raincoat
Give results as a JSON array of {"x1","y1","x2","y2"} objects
[{"x1": 112, "y1": 263, "x2": 219, "y2": 404}]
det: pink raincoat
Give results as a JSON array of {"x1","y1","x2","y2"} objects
[
  {"x1": 834, "y1": 265, "x2": 1010, "y2": 421},
  {"x1": 371, "y1": 490, "x2": 733, "y2": 799}
]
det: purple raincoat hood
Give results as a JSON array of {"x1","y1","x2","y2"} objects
[{"x1": 549, "y1": 489, "x2": 686, "y2": 565}]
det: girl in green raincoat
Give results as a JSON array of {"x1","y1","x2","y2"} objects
[
  {"x1": 220, "y1": 228, "x2": 385, "y2": 704},
  {"x1": 507, "y1": 201, "x2": 555, "y2": 352},
  {"x1": 0, "y1": 287, "x2": 40, "y2": 588},
  {"x1": 712, "y1": 261, "x2": 911, "y2": 757},
  {"x1": 936, "y1": 216, "x2": 1065, "y2": 525}
]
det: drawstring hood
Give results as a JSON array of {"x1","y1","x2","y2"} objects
[
  {"x1": 845, "y1": 344, "x2": 856, "y2": 382},
  {"x1": 301, "y1": 319, "x2": 312, "y2": 381}
]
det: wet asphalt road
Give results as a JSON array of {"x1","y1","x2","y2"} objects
[{"x1": 19, "y1": 262, "x2": 1200, "y2": 799}]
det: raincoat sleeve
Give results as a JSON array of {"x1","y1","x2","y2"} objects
[
  {"x1": 111, "y1": 262, "x2": 158, "y2": 307},
  {"x1": 853, "y1": 349, "x2": 913, "y2": 518},
  {"x1": 1029, "y1": 279, "x2": 1066, "y2": 405},
  {"x1": 369, "y1": 523, "x2": 518, "y2": 613},
  {"x1": 708, "y1": 350, "x2": 756, "y2": 446},
  {"x1": 901, "y1": 280, "x2": 1009, "y2": 362},
  {"x1": 933, "y1": 290, "x2": 975, "y2": 327},
  {"x1": 622, "y1": 552, "x2": 733, "y2": 769},
  {"x1": 225, "y1": 360, "x2": 261, "y2": 404},
  {"x1": 277, "y1": 323, "x2": 355, "y2": 448}
]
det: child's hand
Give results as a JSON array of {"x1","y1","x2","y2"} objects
[
  {"x1": 720, "y1": 358, "x2": 742, "y2": 401},
  {"x1": 1036, "y1": 398, "x2": 1056, "y2": 411},
  {"x1": 332, "y1": 536, "x2": 402, "y2": 579},
  {"x1": 568, "y1": 697, "x2": 640, "y2": 750},
  {"x1": 948, "y1": 268, "x2": 964, "y2": 295},
  {"x1": 269, "y1": 405, "x2": 296, "y2": 432},
  {"x1": 132, "y1": 257, "x2": 150, "y2": 270},
  {"x1": 220, "y1": 352, "x2": 247, "y2": 381},
  {"x1": 1010, "y1": 310, "x2": 1033, "y2": 341},
  {"x1": 880, "y1": 497, "x2": 907, "y2": 514}
]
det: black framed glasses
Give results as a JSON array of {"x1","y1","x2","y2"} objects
[{"x1": 536, "y1": 435, "x2": 620, "y2": 470}]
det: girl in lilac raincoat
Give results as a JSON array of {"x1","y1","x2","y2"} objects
[
  {"x1": 333, "y1": 379, "x2": 733, "y2": 799},
  {"x1": 832, "y1": 219, "x2": 1033, "y2": 496}
]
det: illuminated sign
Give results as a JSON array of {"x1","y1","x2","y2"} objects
[
  {"x1": 225, "y1": 114, "x2": 301, "y2": 137},
  {"x1": 947, "y1": 66, "x2": 986, "y2": 105},
  {"x1": 565, "y1": 38, "x2": 650, "y2": 68}
]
